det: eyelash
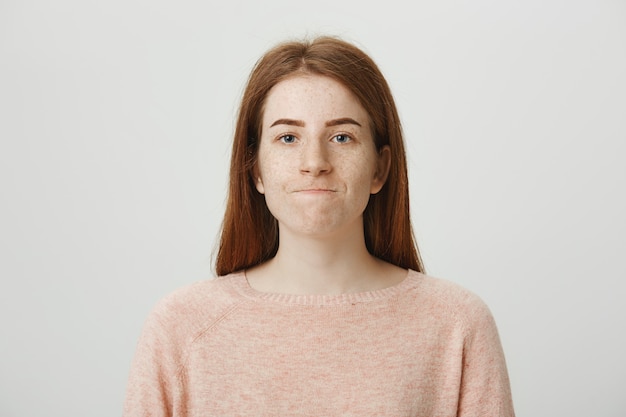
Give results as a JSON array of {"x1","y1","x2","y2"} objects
[{"x1": 277, "y1": 133, "x2": 353, "y2": 144}]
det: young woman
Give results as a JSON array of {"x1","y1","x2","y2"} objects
[{"x1": 124, "y1": 36, "x2": 515, "y2": 416}]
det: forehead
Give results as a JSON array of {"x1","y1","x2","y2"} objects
[{"x1": 261, "y1": 74, "x2": 370, "y2": 126}]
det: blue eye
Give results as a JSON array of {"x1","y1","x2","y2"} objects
[
  {"x1": 279, "y1": 134, "x2": 296, "y2": 144},
  {"x1": 333, "y1": 134, "x2": 351, "y2": 143}
]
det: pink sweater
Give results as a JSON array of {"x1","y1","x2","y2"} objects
[{"x1": 124, "y1": 270, "x2": 515, "y2": 416}]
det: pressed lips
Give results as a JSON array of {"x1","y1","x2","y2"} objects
[{"x1": 292, "y1": 187, "x2": 336, "y2": 194}]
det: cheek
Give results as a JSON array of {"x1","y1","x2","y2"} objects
[
  {"x1": 256, "y1": 156, "x2": 287, "y2": 194},
  {"x1": 347, "y1": 154, "x2": 377, "y2": 184}
]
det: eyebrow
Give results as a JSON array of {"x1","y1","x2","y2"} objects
[
  {"x1": 269, "y1": 118, "x2": 362, "y2": 128},
  {"x1": 270, "y1": 118, "x2": 305, "y2": 127},
  {"x1": 326, "y1": 118, "x2": 362, "y2": 127}
]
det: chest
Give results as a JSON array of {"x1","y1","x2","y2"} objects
[{"x1": 180, "y1": 306, "x2": 465, "y2": 416}]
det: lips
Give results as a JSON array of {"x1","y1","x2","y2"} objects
[{"x1": 291, "y1": 188, "x2": 336, "y2": 194}]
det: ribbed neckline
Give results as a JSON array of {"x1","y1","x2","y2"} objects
[{"x1": 226, "y1": 269, "x2": 422, "y2": 306}]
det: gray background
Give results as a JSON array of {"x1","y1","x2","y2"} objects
[{"x1": 1, "y1": 0, "x2": 625, "y2": 415}]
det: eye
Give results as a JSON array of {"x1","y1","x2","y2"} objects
[
  {"x1": 332, "y1": 134, "x2": 352, "y2": 144},
  {"x1": 279, "y1": 134, "x2": 297, "y2": 144}
]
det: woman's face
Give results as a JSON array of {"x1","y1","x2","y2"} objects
[{"x1": 254, "y1": 74, "x2": 390, "y2": 239}]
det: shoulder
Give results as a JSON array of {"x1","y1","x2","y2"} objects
[
  {"x1": 140, "y1": 272, "x2": 249, "y2": 345},
  {"x1": 407, "y1": 270, "x2": 488, "y2": 309},
  {"x1": 155, "y1": 273, "x2": 244, "y2": 313},
  {"x1": 406, "y1": 270, "x2": 497, "y2": 333}
]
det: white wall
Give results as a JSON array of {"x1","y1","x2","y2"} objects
[{"x1": 1, "y1": 0, "x2": 624, "y2": 415}]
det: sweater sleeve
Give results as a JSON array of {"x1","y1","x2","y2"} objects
[
  {"x1": 457, "y1": 298, "x2": 515, "y2": 417},
  {"x1": 123, "y1": 298, "x2": 186, "y2": 417}
]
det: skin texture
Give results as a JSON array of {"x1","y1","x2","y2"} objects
[
  {"x1": 255, "y1": 74, "x2": 389, "y2": 239},
  {"x1": 247, "y1": 74, "x2": 407, "y2": 295}
]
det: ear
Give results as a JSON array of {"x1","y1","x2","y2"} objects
[
  {"x1": 252, "y1": 165, "x2": 265, "y2": 194},
  {"x1": 371, "y1": 145, "x2": 391, "y2": 194}
]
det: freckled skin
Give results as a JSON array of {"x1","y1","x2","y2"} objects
[{"x1": 254, "y1": 75, "x2": 389, "y2": 239}]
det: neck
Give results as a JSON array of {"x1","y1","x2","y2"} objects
[{"x1": 246, "y1": 225, "x2": 406, "y2": 295}]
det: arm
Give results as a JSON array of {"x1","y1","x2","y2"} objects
[
  {"x1": 123, "y1": 300, "x2": 185, "y2": 417},
  {"x1": 457, "y1": 300, "x2": 515, "y2": 416}
]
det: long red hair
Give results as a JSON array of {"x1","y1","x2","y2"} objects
[{"x1": 215, "y1": 36, "x2": 424, "y2": 276}]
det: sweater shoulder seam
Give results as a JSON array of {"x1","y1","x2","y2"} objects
[{"x1": 174, "y1": 296, "x2": 248, "y2": 379}]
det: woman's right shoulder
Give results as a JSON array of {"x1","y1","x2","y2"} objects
[{"x1": 142, "y1": 272, "x2": 248, "y2": 338}]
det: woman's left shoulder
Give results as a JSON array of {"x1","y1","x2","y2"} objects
[{"x1": 405, "y1": 270, "x2": 496, "y2": 324}]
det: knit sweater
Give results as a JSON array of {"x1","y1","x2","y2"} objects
[{"x1": 123, "y1": 270, "x2": 515, "y2": 416}]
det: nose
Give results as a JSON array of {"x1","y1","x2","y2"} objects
[{"x1": 299, "y1": 139, "x2": 332, "y2": 176}]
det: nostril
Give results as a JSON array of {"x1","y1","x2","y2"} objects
[
  {"x1": 299, "y1": 145, "x2": 332, "y2": 175},
  {"x1": 299, "y1": 158, "x2": 332, "y2": 175}
]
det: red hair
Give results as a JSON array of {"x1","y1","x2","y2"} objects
[{"x1": 215, "y1": 36, "x2": 424, "y2": 276}]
